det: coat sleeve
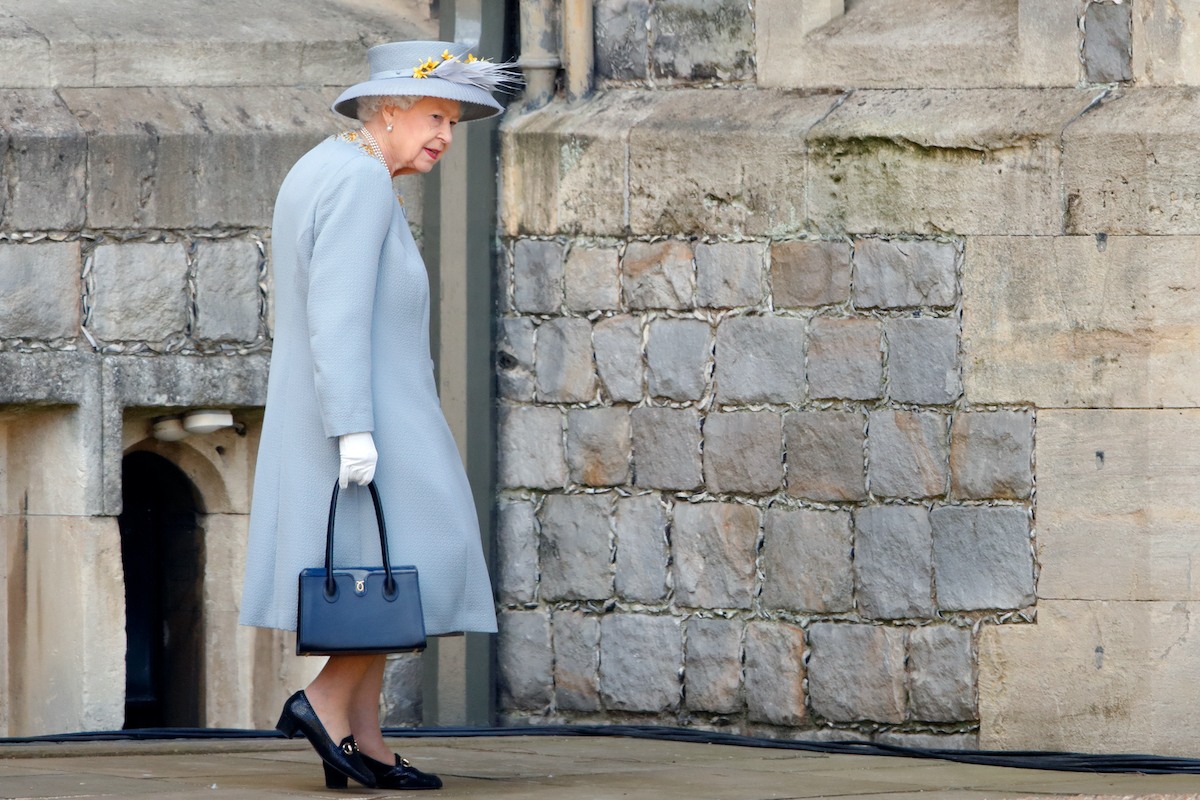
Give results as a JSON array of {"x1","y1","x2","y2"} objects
[{"x1": 306, "y1": 158, "x2": 395, "y2": 439}]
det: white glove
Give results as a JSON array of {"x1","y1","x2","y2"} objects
[{"x1": 338, "y1": 431, "x2": 377, "y2": 489}]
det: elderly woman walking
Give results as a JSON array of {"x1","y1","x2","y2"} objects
[{"x1": 239, "y1": 41, "x2": 514, "y2": 790}]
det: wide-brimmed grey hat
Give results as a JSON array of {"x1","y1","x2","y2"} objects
[{"x1": 333, "y1": 40, "x2": 517, "y2": 122}]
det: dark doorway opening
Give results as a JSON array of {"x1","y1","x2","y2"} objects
[{"x1": 118, "y1": 451, "x2": 205, "y2": 729}]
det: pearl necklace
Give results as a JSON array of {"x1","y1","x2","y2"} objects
[{"x1": 359, "y1": 127, "x2": 388, "y2": 170}]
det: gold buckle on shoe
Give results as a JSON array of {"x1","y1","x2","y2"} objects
[{"x1": 342, "y1": 742, "x2": 356, "y2": 755}]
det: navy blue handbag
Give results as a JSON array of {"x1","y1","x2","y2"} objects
[{"x1": 295, "y1": 481, "x2": 426, "y2": 655}]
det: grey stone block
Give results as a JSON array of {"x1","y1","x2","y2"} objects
[
  {"x1": 685, "y1": 617, "x2": 743, "y2": 713},
  {"x1": 565, "y1": 247, "x2": 620, "y2": 311},
  {"x1": 868, "y1": 411, "x2": 949, "y2": 499},
  {"x1": 854, "y1": 239, "x2": 957, "y2": 309},
  {"x1": 714, "y1": 317, "x2": 806, "y2": 404},
  {"x1": 874, "y1": 731, "x2": 979, "y2": 750},
  {"x1": 632, "y1": 407, "x2": 702, "y2": 489},
  {"x1": 0, "y1": 351, "x2": 97, "y2": 405},
  {"x1": 950, "y1": 411, "x2": 1033, "y2": 500},
  {"x1": 784, "y1": 411, "x2": 866, "y2": 502},
  {"x1": 762, "y1": 508, "x2": 853, "y2": 613},
  {"x1": 1085, "y1": 2, "x2": 1132, "y2": 83},
  {"x1": 696, "y1": 242, "x2": 764, "y2": 308},
  {"x1": 621, "y1": 240, "x2": 694, "y2": 310},
  {"x1": 193, "y1": 238, "x2": 261, "y2": 342},
  {"x1": 380, "y1": 652, "x2": 423, "y2": 726},
  {"x1": 771, "y1": 240, "x2": 851, "y2": 308},
  {"x1": 497, "y1": 406, "x2": 566, "y2": 489},
  {"x1": 646, "y1": 318, "x2": 710, "y2": 401},
  {"x1": 497, "y1": 317, "x2": 536, "y2": 401},
  {"x1": 931, "y1": 506, "x2": 1034, "y2": 611},
  {"x1": 854, "y1": 506, "x2": 934, "y2": 619},
  {"x1": 600, "y1": 614, "x2": 682, "y2": 712},
  {"x1": 104, "y1": 352, "x2": 269, "y2": 407},
  {"x1": 808, "y1": 318, "x2": 882, "y2": 401},
  {"x1": 594, "y1": 314, "x2": 644, "y2": 403},
  {"x1": 513, "y1": 239, "x2": 564, "y2": 314},
  {"x1": 540, "y1": 493, "x2": 614, "y2": 601},
  {"x1": 0, "y1": 90, "x2": 86, "y2": 231},
  {"x1": 672, "y1": 501, "x2": 758, "y2": 609},
  {"x1": 536, "y1": 317, "x2": 596, "y2": 403},
  {"x1": 745, "y1": 622, "x2": 805, "y2": 726},
  {"x1": 703, "y1": 410, "x2": 782, "y2": 494},
  {"x1": 808, "y1": 623, "x2": 907, "y2": 724},
  {"x1": 497, "y1": 610, "x2": 553, "y2": 711},
  {"x1": 0, "y1": 242, "x2": 80, "y2": 339},
  {"x1": 496, "y1": 500, "x2": 538, "y2": 605},
  {"x1": 650, "y1": 0, "x2": 753, "y2": 81},
  {"x1": 615, "y1": 494, "x2": 669, "y2": 602},
  {"x1": 595, "y1": 0, "x2": 651, "y2": 80},
  {"x1": 886, "y1": 317, "x2": 961, "y2": 405},
  {"x1": 567, "y1": 407, "x2": 631, "y2": 486},
  {"x1": 89, "y1": 242, "x2": 188, "y2": 342},
  {"x1": 909, "y1": 626, "x2": 975, "y2": 722},
  {"x1": 553, "y1": 611, "x2": 601, "y2": 712}
]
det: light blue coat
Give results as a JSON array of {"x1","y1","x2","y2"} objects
[{"x1": 239, "y1": 135, "x2": 497, "y2": 636}]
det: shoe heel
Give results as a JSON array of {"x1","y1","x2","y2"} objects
[
  {"x1": 323, "y1": 761, "x2": 349, "y2": 789},
  {"x1": 275, "y1": 709, "x2": 301, "y2": 739}
]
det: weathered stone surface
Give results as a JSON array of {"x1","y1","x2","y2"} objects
[
  {"x1": 696, "y1": 242, "x2": 765, "y2": 308},
  {"x1": 771, "y1": 240, "x2": 851, "y2": 307},
  {"x1": 380, "y1": 653, "x2": 422, "y2": 726},
  {"x1": 685, "y1": 617, "x2": 743, "y2": 713},
  {"x1": 671, "y1": 501, "x2": 758, "y2": 609},
  {"x1": 593, "y1": 314, "x2": 644, "y2": 403},
  {"x1": 855, "y1": 505, "x2": 934, "y2": 619},
  {"x1": 808, "y1": 318, "x2": 882, "y2": 401},
  {"x1": 909, "y1": 625, "x2": 975, "y2": 722},
  {"x1": 600, "y1": 614, "x2": 682, "y2": 712},
  {"x1": 497, "y1": 317, "x2": 536, "y2": 401},
  {"x1": 614, "y1": 494, "x2": 668, "y2": 602},
  {"x1": 714, "y1": 317, "x2": 806, "y2": 404},
  {"x1": 950, "y1": 411, "x2": 1033, "y2": 500},
  {"x1": 497, "y1": 406, "x2": 566, "y2": 489},
  {"x1": 1132, "y1": 0, "x2": 1200, "y2": 86},
  {"x1": 761, "y1": 508, "x2": 853, "y2": 613},
  {"x1": 90, "y1": 242, "x2": 188, "y2": 342},
  {"x1": 1085, "y1": 2, "x2": 1132, "y2": 83},
  {"x1": 565, "y1": 247, "x2": 620, "y2": 311},
  {"x1": 962, "y1": 236, "x2": 1200, "y2": 407},
  {"x1": 875, "y1": 731, "x2": 979, "y2": 750},
  {"x1": 886, "y1": 317, "x2": 960, "y2": 405},
  {"x1": 540, "y1": 493, "x2": 614, "y2": 601},
  {"x1": 853, "y1": 239, "x2": 956, "y2": 309},
  {"x1": 595, "y1": 0, "x2": 650, "y2": 80},
  {"x1": 621, "y1": 240, "x2": 695, "y2": 310},
  {"x1": 536, "y1": 317, "x2": 596, "y2": 403},
  {"x1": 192, "y1": 238, "x2": 260, "y2": 342},
  {"x1": 632, "y1": 407, "x2": 702, "y2": 489},
  {"x1": 931, "y1": 506, "x2": 1033, "y2": 611},
  {"x1": 567, "y1": 407, "x2": 631, "y2": 486},
  {"x1": 496, "y1": 499, "x2": 538, "y2": 605},
  {"x1": 103, "y1": 352, "x2": 269, "y2": 407},
  {"x1": 0, "y1": 90, "x2": 86, "y2": 230},
  {"x1": 745, "y1": 622, "x2": 805, "y2": 726},
  {"x1": 646, "y1": 318, "x2": 710, "y2": 401},
  {"x1": 497, "y1": 610, "x2": 553, "y2": 711},
  {"x1": 703, "y1": 411, "x2": 783, "y2": 494},
  {"x1": 553, "y1": 611, "x2": 601, "y2": 712},
  {"x1": 784, "y1": 411, "x2": 866, "y2": 501},
  {"x1": 513, "y1": 239, "x2": 565, "y2": 314},
  {"x1": 650, "y1": 0, "x2": 753, "y2": 81},
  {"x1": 808, "y1": 623, "x2": 907, "y2": 723},
  {"x1": 867, "y1": 410, "x2": 949, "y2": 498},
  {"x1": 0, "y1": 242, "x2": 80, "y2": 340},
  {"x1": 809, "y1": 89, "x2": 1097, "y2": 235}
]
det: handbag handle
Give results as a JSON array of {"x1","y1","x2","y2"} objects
[{"x1": 325, "y1": 480, "x2": 396, "y2": 597}]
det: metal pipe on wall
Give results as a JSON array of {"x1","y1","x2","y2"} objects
[
  {"x1": 562, "y1": 0, "x2": 592, "y2": 102},
  {"x1": 518, "y1": 0, "x2": 559, "y2": 108}
]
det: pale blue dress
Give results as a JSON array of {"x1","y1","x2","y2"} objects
[{"x1": 239, "y1": 133, "x2": 497, "y2": 636}]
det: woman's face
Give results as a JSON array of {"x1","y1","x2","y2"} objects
[{"x1": 380, "y1": 97, "x2": 461, "y2": 175}]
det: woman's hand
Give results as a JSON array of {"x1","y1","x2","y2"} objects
[{"x1": 338, "y1": 432, "x2": 378, "y2": 488}]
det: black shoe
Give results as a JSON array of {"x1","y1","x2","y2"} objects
[
  {"x1": 275, "y1": 690, "x2": 376, "y2": 788},
  {"x1": 362, "y1": 752, "x2": 443, "y2": 790}
]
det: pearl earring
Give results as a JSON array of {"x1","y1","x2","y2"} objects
[{"x1": 386, "y1": 124, "x2": 393, "y2": 131}]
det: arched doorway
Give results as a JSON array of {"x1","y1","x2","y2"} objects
[{"x1": 118, "y1": 451, "x2": 205, "y2": 729}]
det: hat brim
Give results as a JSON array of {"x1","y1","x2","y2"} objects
[{"x1": 333, "y1": 77, "x2": 505, "y2": 122}]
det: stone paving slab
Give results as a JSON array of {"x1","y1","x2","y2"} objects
[{"x1": 0, "y1": 736, "x2": 1197, "y2": 799}]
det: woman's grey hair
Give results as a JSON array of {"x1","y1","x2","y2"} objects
[{"x1": 356, "y1": 95, "x2": 420, "y2": 123}]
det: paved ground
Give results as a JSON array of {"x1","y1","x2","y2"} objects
[{"x1": 0, "y1": 735, "x2": 1199, "y2": 799}]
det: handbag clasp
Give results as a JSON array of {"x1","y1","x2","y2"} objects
[{"x1": 355, "y1": 579, "x2": 365, "y2": 594}]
